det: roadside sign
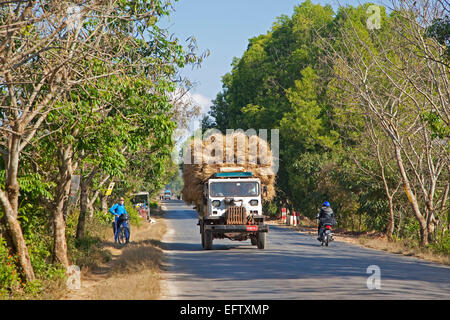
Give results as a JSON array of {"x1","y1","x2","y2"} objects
[{"x1": 105, "y1": 182, "x2": 115, "y2": 196}]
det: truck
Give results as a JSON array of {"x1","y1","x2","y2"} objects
[
  {"x1": 197, "y1": 169, "x2": 269, "y2": 250},
  {"x1": 164, "y1": 190, "x2": 172, "y2": 200},
  {"x1": 131, "y1": 191, "x2": 150, "y2": 220}
]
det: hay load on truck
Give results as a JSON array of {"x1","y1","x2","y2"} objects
[{"x1": 182, "y1": 132, "x2": 276, "y2": 250}]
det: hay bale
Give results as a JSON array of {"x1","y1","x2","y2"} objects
[{"x1": 182, "y1": 132, "x2": 276, "y2": 209}]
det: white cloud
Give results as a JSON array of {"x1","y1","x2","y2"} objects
[
  {"x1": 191, "y1": 92, "x2": 212, "y2": 115},
  {"x1": 169, "y1": 88, "x2": 212, "y2": 117},
  {"x1": 169, "y1": 90, "x2": 213, "y2": 164}
]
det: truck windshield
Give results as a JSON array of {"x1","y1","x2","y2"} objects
[
  {"x1": 210, "y1": 182, "x2": 259, "y2": 197},
  {"x1": 132, "y1": 195, "x2": 148, "y2": 205}
]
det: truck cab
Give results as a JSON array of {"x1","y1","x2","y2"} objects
[
  {"x1": 198, "y1": 171, "x2": 269, "y2": 250},
  {"x1": 164, "y1": 190, "x2": 172, "y2": 200},
  {"x1": 132, "y1": 191, "x2": 150, "y2": 220}
]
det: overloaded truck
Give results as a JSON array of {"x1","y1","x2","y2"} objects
[
  {"x1": 182, "y1": 132, "x2": 276, "y2": 250},
  {"x1": 198, "y1": 169, "x2": 269, "y2": 249}
]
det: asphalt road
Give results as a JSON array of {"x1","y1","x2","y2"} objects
[{"x1": 159, "y1": 200, "x2": 450, "y2": 299}]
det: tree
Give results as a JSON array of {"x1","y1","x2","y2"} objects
[
  {"x1": 325, "y1": 1, "x2": 448, "y2": 245},
  {"x1": 208, "y1": 1, "x2": 448, "y2": 248},
  {"x1": 0, "y1": 0, "x2": 199, "y2": 282}
]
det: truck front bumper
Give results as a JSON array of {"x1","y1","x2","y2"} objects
[{"x1": 204, "y1": 224, "x2": 269, "y2": 233}]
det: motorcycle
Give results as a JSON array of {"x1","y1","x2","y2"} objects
[{"x1": 318, "y1": 223, "x2": 334, "y2": 246}]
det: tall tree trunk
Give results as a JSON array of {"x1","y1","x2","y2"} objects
[
  {"x1": 51, "y1": 145, "x2": 73, "y2": 267},
  {"x1": 386, "y1": 195, "x2": 395, "y2": 238},
  {"x1": 396, "y1": 209, "x2": 403, "y2": 238},
  {"x1": 62, "y1": 196, "x2": 71, "y2": 222},
  {"x1": 76, "y1": 167, "x2": 98, "y2": 240},
  {"x1": 87, "y1": 173, "x2": 110, "y2": 218},
  {"x1": 76, "y1": 179, "x2": 89, "y2": 240},
  {"x1": 1, "y1": 206, "x2": 36, "y2": 282},
  {"x1": 394, "y1": 144, "x2": 428, "y2": 246},
  {"x1": 0, "y1": 134, "x2": 35, "y2": 281},
  {"x1": 439, "y1": 167, "x2": 449, "y2": 233},
  {"x1": 370, "y1": 122, "x2": 398, "y2": 239},
  {"x1": 100, "y1": 192, "x2": 109, "y2": 213}
]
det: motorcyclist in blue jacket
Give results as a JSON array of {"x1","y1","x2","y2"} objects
[{"x1": 109, "y1": 197, "x2": 129, "y2": 243}]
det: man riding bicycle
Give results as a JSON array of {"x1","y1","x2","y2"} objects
[{"x1": 109, "y1": 197, "x2": 130, "y2": 244}]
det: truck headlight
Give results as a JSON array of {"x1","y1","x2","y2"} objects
[
  {"x1": 249, "y1": 200, "x2": 258, "y2": 206},
  {"x1": 212, "y1": 200, "x2": 221, "y2": 207}
]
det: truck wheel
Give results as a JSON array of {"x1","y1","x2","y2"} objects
[
  {"x1": 201, "y1": 229, "x2": 205, "y2": 248},
  {"x1": 256, "y1": 232, "x2": 266, "y2": 249},
  {"x1": 204, "y1": 230, "x2": 213, "y2": 250},
  {"x1": 200, "y1": 223, "x2": 205, "y2": 248}
]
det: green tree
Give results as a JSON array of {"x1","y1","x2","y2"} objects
[{"x1": 0, "y1": 0, "x2": 203, "y2": 284}]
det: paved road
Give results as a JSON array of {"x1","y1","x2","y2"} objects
[{"x1": 159, "y1": 200, "x2": 450, "y2": 299}]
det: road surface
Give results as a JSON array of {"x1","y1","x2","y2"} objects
[{"x1": 160, "y1": 200, "x2": 450, "y2": 299}]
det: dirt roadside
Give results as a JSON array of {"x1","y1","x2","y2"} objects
[{"x1": 61, "y1": 212, "x2": 167, "y2": 300}]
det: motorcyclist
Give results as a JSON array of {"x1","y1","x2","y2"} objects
[
  {"x1": 109, "y1": 197, "x2": 129, "y2": 244},
  {"x1": 316, "y1": 201, "x2": 335, "y2": 241}
]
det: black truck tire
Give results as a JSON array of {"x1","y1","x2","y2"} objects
[
  {"x1": 204, "y1": 230, "x2": 213, "y2": 250},
  {"x1": 201, "y1": 229, "x2": 205, "y2": 249},
  {"x1": 256, "y1": 232, "x2": 266, "y2": 249},
  {"x1": 200, "y1": 223, "x2": 205, "y2": 248}
]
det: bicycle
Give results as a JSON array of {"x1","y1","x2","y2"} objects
[{"x1": 117, "y1": 214, "x2": 130, "y2": 244}]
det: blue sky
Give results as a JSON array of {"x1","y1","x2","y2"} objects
[{"x1": 161, "y1": 0, "x2": 369, "y2": 116}]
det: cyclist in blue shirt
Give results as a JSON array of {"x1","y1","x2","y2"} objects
[{"x1": 109, "y1": 197, "x2": 129, "y2": 243}]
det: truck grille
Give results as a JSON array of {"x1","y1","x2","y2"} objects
[{"x1": 225, "y1": 206, "x2": 247, "y2": 225}]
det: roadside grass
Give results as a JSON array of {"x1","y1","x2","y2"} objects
[
  {"x1": 85, "y1": 220, "x2": 166, "y2": 299},
  {"x1": 67, "y1": 212, "x2": 114, "y2": 274},
  {"x1": 267, "y1": 216, "x2": 450, "y2": 266},
  {"x1": 355, "y1": 236, "x2": 450, "y2": 266},
  {"x1": 1, "y1": 211, "x2": 114, "y2": 300},
  {"x1": 61, "y1": 206, "x2": 167, "y2": 300},
  {"x1": 3, "y1": 270, "x2": 68, "y2": 300}
]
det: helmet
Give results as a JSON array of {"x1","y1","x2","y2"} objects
[{"x1": 323, "y1": 201, "x2": 330, "y2": 207}]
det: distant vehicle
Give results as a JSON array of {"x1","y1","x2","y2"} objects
[
  {"x1": 131, "y1": 191, "x2": 150, "y2": 220},
  {"x1": 164, "y1": 190, "x2": 172, "y2": 200},
  {"x1": 132, "y1": 191, "x2": 149, "y2": 205}
]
